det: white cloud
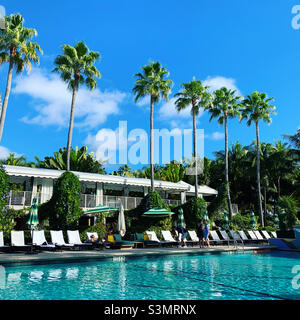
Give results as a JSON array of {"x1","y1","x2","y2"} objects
[
  {"x1": 13, "y1": 68, "x2": 127, "y2": 129},
  {"x1": 202, "y1": 76, "x2": 242, "y2": 96},
  {"x1": 0, "y1": 146, "x2": 22, "y2": 159},
  {"x1": 159, "y1": 97, "x2": 194, "y2": 119},
  {"x1": 205, "y1": 131, "x2": 225, "y2": 140},
  {"x1": 135, "y1": 95, "x2": 150, "y2": 107}
]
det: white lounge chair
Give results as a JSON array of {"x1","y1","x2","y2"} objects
[
  {"x1": 67, "y1": 230, "x2": 93, "y2": 250},
  {"x1": 219, "y1": 230, "x2": 237, "y2": 246},
  {"x1": 238, "y1": 230, "x2": 256, "y2": 243},
  {"x1": 161, "y1": 231, "x2": 179, "y2": 246},
  {"x1": 32, "y1": 230, "x2": 56, "y2": 251},
  {"x1": 145, "y1": 231, "x2": 172, "y2": 247},
  {"x1": 261, "y1": 230, "x2": 272, "y2": 240},
  {"x1": 11, "y1": 231, "x2": 33, "y2": 252},
  {"x1": 50, "y1": 230, "x2": 74, "y2": 249},
  {"x1": 229, "y1": 230, "x2": 244, "y2": 245},
  {"x1": 247, "y1": 230, "x2": 264, "y2": 243},
  {"x1": 254, "y1": 230, "x2": 267, "y2": 242},
  {"x1": 271, "y1": 231, "x2": 277, "y2": 238},
  {"x1": 188, "y1": 230, "x2": 200, "y2": 245},
  {"x1": 0, "y1": 231, "x2": 10, "y2": 252},
  {"x1": 211, "y1": 230, "x2": 234, "y2": 246}
]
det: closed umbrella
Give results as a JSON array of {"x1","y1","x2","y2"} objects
[
  {"x1": 250, "y1": 211, "x2": 257, "y2": 230},
  {"x1": 222, "y1": 210, "x2": 229, "y2": 230},
  {"x1": 203, "y1": 210, "x2": 209, "y2": 222},
  {"x1": 177, "y1": 208, "x2": 186, "y2": 228},
  {"x1": 142, "y1": 207, "x2": 175, "y2": 218},
  {"x1": 27, "y1": 198, "x2": 39, "y2": 230},
  {"x1": 118, "y1": 203, "x2": 126, "y2": 237}
]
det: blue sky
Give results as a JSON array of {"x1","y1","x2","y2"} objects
[{"x1": 0, "y1": 0, "x2": 299, "y2": 172}]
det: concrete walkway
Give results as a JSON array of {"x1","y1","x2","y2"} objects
[{"x1": 0, "y1": 244, "x2": 276, "y2": 267}]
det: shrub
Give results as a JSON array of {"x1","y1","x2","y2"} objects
[
  {"x1": 79, "y1": 222, "x2": 107, "y2": 242},
  {"x1": 48, "y1": 171, "x2": 83, "y2": 230},
  {"x1": 174, "y1": 198, "x2": 207, "y2": 229},
  {"x1": 278, "y1": 196, "x2": 299, "y2": 231},
  {"x1": 0, "y1": 166, "x2": 15, "y2": 238},
  {"x1": 230, "y1": 213, "x2": 251, "y2": 231}
]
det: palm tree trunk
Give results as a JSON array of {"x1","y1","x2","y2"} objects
[
  {"x1": 192, "y1": 108, "x2": 198, "y2": 198},
  {"x1": 224, "y1": 116, "x2": 233, "y2": 219},
  {"x1": 150, "y1": 95, "x2": 154, "y2": 191},
  {"x1": 66, "y1": 80, "x2": 78, "y2": 171},
  {"x1": 255, "y1": 121, "x2": 264, "y2": 227},
  {"x1": 0, "y1": 57, "x2": 14, "y2": 143}
]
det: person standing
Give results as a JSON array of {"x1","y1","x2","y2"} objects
[
  {"x1": 203, "y1": 220, "x2": 210, "y2": 248},
  {"x1": 196, "y1": 220, "x2": 204, "y2": 248}
]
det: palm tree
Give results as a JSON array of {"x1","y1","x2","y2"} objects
[
  {"x1": 174, "y1": 78, "x2": 212, "y2": 198},
  {"x1": 53, "y1": 41, "x2": 101, "y2": 171},
  {"x1": 133, "y1": 61, "x2": 173, "y2": 191},
  {"x1": 240, "y1": 91, "x2": 276, "y2": 227},
  {"x1": 204, "y1": 87, "x2": 241, "y2": 219},
  {"x1": 0, "y1": 14, "x2": 42, "y2": 142},
  {"x1": 0, "y1": 152, "x2": 26, "y2": 166}
]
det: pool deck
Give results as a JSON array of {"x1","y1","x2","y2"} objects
[{"x1": 0, "y1": 244, "x2": 276, "y2": 266}]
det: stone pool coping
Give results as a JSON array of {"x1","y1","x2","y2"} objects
[{"x1": 0, "y1": 244, "x2": 277, "y2": 267}]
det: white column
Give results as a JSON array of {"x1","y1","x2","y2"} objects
[
  {"x1": 143, "y1": 187, "x2": 148, "y2": 196},
  {"x1": 96, "y1": 182, "x2": 104, "y2": 205},
  {"x1": 180, "y1": 191, "x2": 186, "y2": 204}
]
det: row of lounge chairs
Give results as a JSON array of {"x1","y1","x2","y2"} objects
[{"x1": 0, "y1": 229, "x2": 277, "y2": 253}]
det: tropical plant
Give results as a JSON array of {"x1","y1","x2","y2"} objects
[
  {"x1": 53, "y1": 41, "x2": 101, "y2": 171},
  {"x1": 48, "y1": 171, "x2": 83, "y2": 229},
  {"x1": 133, "y1": 61, "x2": 173, "y2": 191},
  {"x1": 34, "y1": 146, "x2": 106, "y2": 174},
  {"x1": 0, "y1": 13, "x2": 42, "y2": 142},
  {"x1": 0, "y1": 165, "x2": 15, "y2": 238},
  {"x1": 0, "y1": 152, "x2": 26, "y2": 166},
  {"x1": 161, "y1": 161, "x2": 186, "y2": 183},
  {"x1": 174, "y1": 78, "x2": 212, "y2": 198},
  {"x1": 240, "y1": 91, "x2": 276, "y2": 227},
  {"x1": 204, "y1": 87, "x2": 241, "y2": 219},
  {"x1": 277, "y1": 195, "x2": 299, "y2": 230}
]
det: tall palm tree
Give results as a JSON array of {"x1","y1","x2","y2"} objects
[
  {"x1": 0, "y1": 13, "x2": 42, "y2": 142},
  {"x1": 133, "y1": 61, "x2": 173, "y2": 191},
  {"x1": 174, "y1": 78, "x2": 212, "y2": 198},
  {"x1": 240, "y1": 91, "x2": 276, "y2": 227},
  {"x1": 204, "y1": 87, "x2": 241, "y2": 219},
  {"x1": 53, "y1": 41, "x2": 101, "y2": 171}
]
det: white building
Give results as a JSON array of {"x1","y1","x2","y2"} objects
[{"x1": 4, "y1": 165, "x2": 218, "y2": 211}]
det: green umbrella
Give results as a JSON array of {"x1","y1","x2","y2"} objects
[
  {"x1": 142, "y1": 207, "x2": 175, "y2": 218},
  {"x1": 85, "y1": 204, "x2": 118, "y2": 215},
  {"x1": 203, "y1": 210, "x2": 209, "y2": 222},
  {"x1": 27, "y1": 198, "x2": 39, "y2": 230},
  {"x1": 250, "y1": 211, "x2": 257, "y2": 230},
  {"x1": 177, "y1": 208, "x2": 186, "y2": 228},
  {"x1": 222, "y1": 210, "x2": 230, "y2": 230}
]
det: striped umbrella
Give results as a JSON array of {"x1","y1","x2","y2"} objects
[
  {"x1": 142, "y1": 207, "x2": 175, "y2": 218},
  {"x1": 250, "y1": 211, "x2": 257, "y2": 230},
  {"x1": 203, "y1": 210, "x2": 209, "y2": 222},
  {"x1": 177, "y1": 208, "x2": 186, "y2": 228},
  {"x1": 85, "y1": 205, "x2": 118, "y2": 215},
  {"x1": 222, "y1": 210, "x2": 230, "y2": 230},
  {"x1": 27, "y1": 198, "x2": 39, "y2": 230}
]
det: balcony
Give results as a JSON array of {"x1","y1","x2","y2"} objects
[{"x1": 6, "y1": 191, "x2": 181, "y2": 211}]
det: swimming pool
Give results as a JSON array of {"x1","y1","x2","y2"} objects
[{"x1": 0, "y1": 251, "x2": 299, "y2": 300}]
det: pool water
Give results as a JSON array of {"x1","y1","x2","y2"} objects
[{"x1": 0, "y1": 251, "x2": 299, "y2": 300}]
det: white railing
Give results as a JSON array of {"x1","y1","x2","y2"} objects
[{"x1": 6, "y1": 191, "x2": 181, "y2": 211}]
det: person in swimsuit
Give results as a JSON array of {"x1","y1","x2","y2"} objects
[
  {"x1": 203, "y1": 220, "x2": 210, "y2": 247},
  {"x1": 197, "y1": 220, "x2": 204, "y2": 248}
]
